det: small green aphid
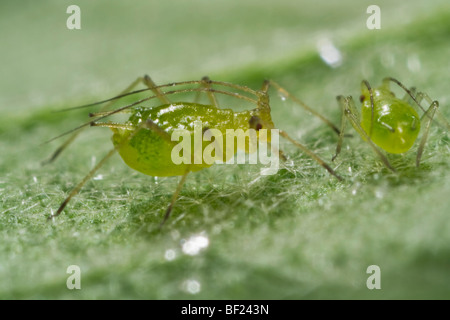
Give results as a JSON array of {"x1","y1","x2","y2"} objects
[
  {"x1": 46, "y1": 75, "x2": 342, "y2": 226},
  {"x1": 332, "y1": 77, "x2": 448, "y2": 170}
]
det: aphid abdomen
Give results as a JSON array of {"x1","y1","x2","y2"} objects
[
  {"x1": 112, "y1": 127, "x2": 193, "y2": 176},
  {"x1": 111, "y1": 103, "x2": 242, "y2": 176},
  {"x1": 360, "y1": 97, "x2": 420, "y2": 154}
]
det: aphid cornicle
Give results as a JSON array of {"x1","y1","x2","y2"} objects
[
  {"x1": 46, "y1": 75, "x2": 342, "y2": 227},
  {"x1": 332, "y1": 77, "x2": 448, "y2": 171}
]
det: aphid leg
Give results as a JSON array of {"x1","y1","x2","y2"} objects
[
  {"x1": 88, "y1": 110, "x2": 133, "y2": 118},
  {"x1": 90, "y1": 122, "x2": 135, "y2": 130},
  {"x1": 278, "y1": 130, "x2": 342, "y2": 181},
  {"x1": 49, "y1": 116, "x2": 146, "y2": 219},
  {"x1": 265, "y1": 80, "x2": 341, "y2": 135},
  {"x1": 361, "y1": 80, "x2": 376, "y2": 138},
  {"x1": 332, "y1": 95, "x2": 349, "y2": 162},
  {"x1": 384, "y1": 77, "x2": 450, "y2": 131},
  {"x1": 142, "y1": 118, "x2": 193, "y2": 226},
  {"x1": 383, "y1": 77, "x2": 427, "y2": 113},
  {"x1": 142, "y1": 75, "x2": 171, "y2": 104},
  {"x1": 340, "y1": 96, "x2": 396, "y2": 172},
  {"x1": 159, "y1": 170, "x2": 190, "y2": 229},
  {"x1": 403, "y1": 87, "x2": 417, "y2": 105},
  {"x1": 195, "y1": 76, "x2": 219, "y2": 107},
  {"x1": 41, "y1": 130, "x2": 80, "y2": 165},
  {"x1": 48, "y1": 148, "x2": 117, "y2": 220},
  {"x1": 415, "y1": 91, "x2": 450, "y2": 131},
  {"x1": 257, "y1": 81, "x2": 341, "y2": 180},
  {"x1": 44, "y1": 77, "x2": 147, "y2": 165},
  {"x1": 416, "y1": 100, "x2": 439, "y2": 167},
  {"x1": 50, "y1": 113, "x2": 189, "y2": 222}
]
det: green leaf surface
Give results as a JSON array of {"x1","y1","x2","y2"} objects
[{"x1": 1, "y1": 0, "x2": 449, "y2": 299}]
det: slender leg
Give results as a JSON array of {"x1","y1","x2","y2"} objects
[
  {"x1": 332, "y1": 95, "x2": 349, "y2": 161},
  {"x1": 403, "y1": 87, "x2": 417, "y2": 105},
  {"x1": 382, "y1": 77, "x2": 448, "y2": 127},
  {"x1": 143, "y1": 75, "x2": 171, "y2": 104},
  {"x1": 383, "y1": 77, "x2": 427, "y2": 113},
  {"x1": 49, "y1": 112, "x2": 188, "y2": 222},
  {"x1": 258, "y1": 80, "x2": 342, "y2": 180},
  {"x1": 44, "y1": 76, "x2": 151, "y2": 164},
  {"x1": 92, "y1": 116, "x2": 189, "y2": 226},
  {"x1": 195, "y1": 76, "x2": 219, "y2": 107},
  {"x1": 159, "y1": 170, "x2": 190, "y2": 228},
  {"x1": 278, "y1": 130, "x2": 342, "y2": 180},
  {"x1": 90, "y1": 122, "x2": 135, "y2": 130},
  {"x1": 361, "y1": 80, "x2": 375, "y2": 138},
  {"x1": 340, "y1": 96, "x2": 396, "y2": 172},
  {"x1": 415, "y1": 91, "x2": 450, "y2": 131},
  {"x1": 88, "y1": 109, "x2": 132, "y2": 118},
  {"x1": 267, "y1": 80, "x2": 341, "y2": 135},
  {"x1": 383, "y1": 77, "x2": 449, "y2": 163},
  {"x1": 416, "y1": 100, "x2": 439, "y2": 167},
  {"x1": 42, "y1": 131, "x2": 80, "y2": 165},
  {"x1": 137, "y1": 117, "x2": 193, "y2": 226},
  {"x1": 48, "y1": 148, "x2": 117, "y2": 219}
]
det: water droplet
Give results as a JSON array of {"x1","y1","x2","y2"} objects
[
  {"x1": 276, "y1": 88, "x2": 288, "y2": 102},
  {"x1": 164, "y1": 249, "x2": 176, "y2": 261},
  {"x1": 181, "y1": 233, "x2": 209, "y2": 256},
  {"x1": 317, "y1": 37, "x2": 343, "y2": 68},
  {"x1": 182, "y1": 279, "x2": 201, "y2": 294}
]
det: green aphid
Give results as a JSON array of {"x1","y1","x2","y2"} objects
[{"x1": 46, "y1": 76, "x2": 342, "y2": 227}]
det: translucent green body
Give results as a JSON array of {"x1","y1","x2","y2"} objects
[
  {"x1": 360, "y1": 85, "x2": 420, "y2": 154},
  {"x1": 111, "y1": 103, "x2": 274, "y2": 177}
]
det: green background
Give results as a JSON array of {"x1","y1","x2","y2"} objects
[{"x1": 0, "y1": 0, "x2": 449, "y2": 299}]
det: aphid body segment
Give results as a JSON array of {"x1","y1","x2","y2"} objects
[{"x1": 112, "y1": 102, "x2": 274, "y2": 177}]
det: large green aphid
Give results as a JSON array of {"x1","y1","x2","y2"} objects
[
  {"x1": 46, "y1": 76, "x2": 342, "y2": 227},
  {"x1": 333, "y1": 77, "x2": 445, "y2": 171}
]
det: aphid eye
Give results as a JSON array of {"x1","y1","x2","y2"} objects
[
  {"x1": 249, "y1": 115, "x2": 262, "y2": 130},
  {"x1": 359, "y1": 95, "x2": 365, "y2": 103}
]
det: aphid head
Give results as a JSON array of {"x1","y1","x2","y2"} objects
[
  {"x1": 251, "y1": 88, "x2": 275, "y2": 130},
  {"x1": 249, "y1": 108, "x2": 275, "y2": 130},
  {"x1": 248, "y1": 111, "x2": 275, "y2": 144},
  {"x1": 360, "y1": 80, "x2": 395, "y2": 103}
]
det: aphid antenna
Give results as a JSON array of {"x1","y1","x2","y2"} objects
[
  {"x1": 53, "y1": 80, "x2": 260, "y2": 113},
  {"x1": 43, "y1": 87, "x2": 261, "y2": 146}
]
